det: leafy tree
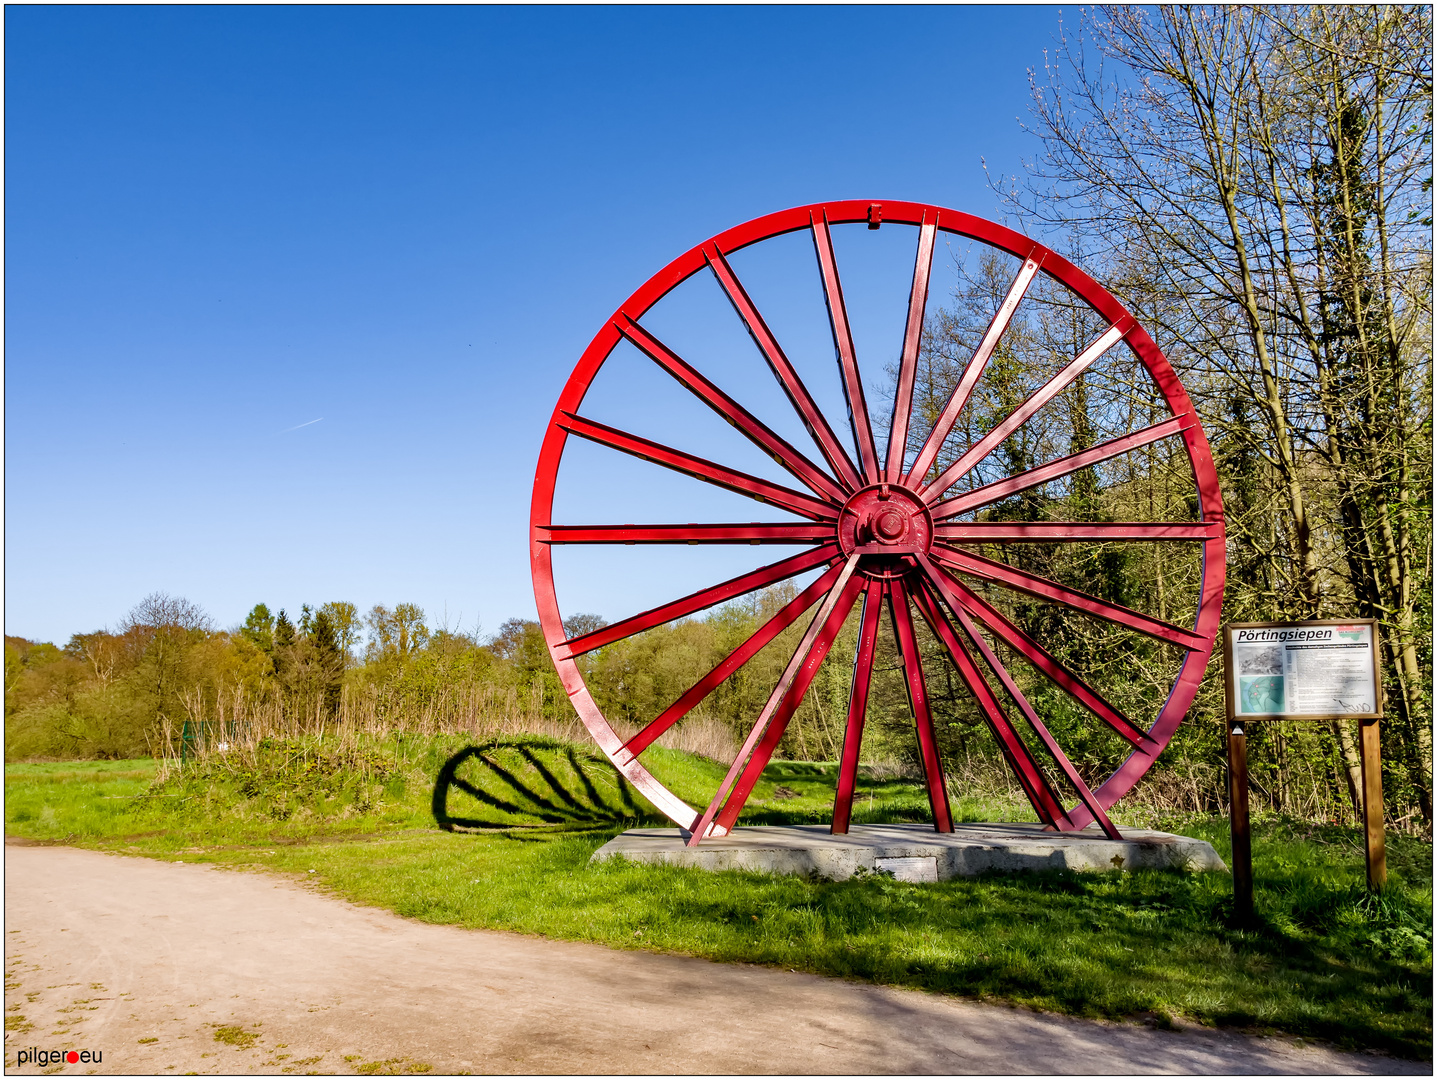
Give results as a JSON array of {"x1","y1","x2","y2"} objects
[
  {"x1": 308, "y1": 608, "x2": 344, "y2": 718},
  {"x1": 274, "y1": 609, "x2": 296, "y2": 650},
  {"x1": 239, "y1": 603, "x2": 275, "y2": 652},
  {"x1": 365, "y1": 603, "x2": 430, "y2": 665},
  {"x1": 489, "y1": 618, "x2": 547, "y2": 673},
  {"x1": 318, "y1": 601, "x2": 361, "y2": 665},
  {"x1": 272, "y1": 609, "x2": 297, "y2": 692}
]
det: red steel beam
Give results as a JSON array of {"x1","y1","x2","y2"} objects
[
  {"x1": 920, "y1": 558, "x2": 1151, "y2": 748},
  {"x1": 711, "y1": 571, "x2": 867, "y2": 835},
  {"x1": 557, "y1": 412, "x2": 838, "y2": 521},
  {"x1": 921, "y1": 318, "x2": 1134, "y2": 502},
  {"x1": 886, "y1": 211, "x2": 937, "y2": 482},
  {"x1": 704, "y1": 243, "x2": 863, "y2": 491},
  {"x1": 618, "y1": 561, "x2": 845, "y2": 763},
  {"x1": 615, "y1": 314, "x2": 848, "y2": 504},
  {"x1": 811, "y1": 211, "x2": 880, "y2": 485},
  {"x1": 889, "y1": 578, "x2": 953, "y2": 832},
  {"x1": 687, "y1": 555, "x2": 862, "y2": 845},
  {"x1": 558, "y1": 545, "x2": 839, "y2": 660},
  {"x1": 536, "y1": 523, "x2": 833, "y2": 545},
  {"x1": 905, "y1": 252, "x2": 1043, "y2": 487},
  {"x1": 931, "y1": 545, "x2": 1208, "y2": 652},
  {"x1": 929, "y1": 414, "x2": 1195, "y2": 519},
  {"x1": 909, "y1": 576, "x2": 1071, "y2": 828},
  {"x1": 944, "y1": 595, "x2": 1122, "y2": 839},
  {"x1": 831, "y1": 580, "x2": 884, "y2": 834},
  {"x1": 936, "y1": 521, "x2": 1221, "y2": 543}
]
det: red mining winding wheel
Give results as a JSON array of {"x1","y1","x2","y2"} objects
[{"x1": 530, "y1": 201, "x2": 1225, "y2": 844}]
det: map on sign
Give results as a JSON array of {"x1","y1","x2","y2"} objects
[{"x1": 1227, "y1": 621, "x2": 1380, "y2": 718}]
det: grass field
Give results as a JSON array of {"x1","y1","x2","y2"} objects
[{"x1": 5, "y1": 738, "x2": 1432, "y2": 1059}]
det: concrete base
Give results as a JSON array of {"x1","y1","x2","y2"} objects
[{"x1": 592, "y1": 822, "x2": 1227, "y2": 882}]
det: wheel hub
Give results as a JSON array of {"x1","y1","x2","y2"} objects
[{"x1": 837, "y1": 483, "x2": 933, "y2": 580}]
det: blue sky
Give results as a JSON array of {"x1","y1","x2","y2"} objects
[{"x1": 6, "y1": 5, "x2": 1071, "y2": 645}]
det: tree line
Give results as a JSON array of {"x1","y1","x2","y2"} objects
[{"x1": 4, "y1": 595, "x2": 562, "y2": 759}]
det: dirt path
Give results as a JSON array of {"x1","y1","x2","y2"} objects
[{"x1": 3, "y1": 843, "x2": 1423, "y2": 1075}]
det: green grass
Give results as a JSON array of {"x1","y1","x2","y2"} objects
[
  {"x1": 5, "y1": 758, "x2": 162, "y2": 838},
  {"x1": 0, "y1": 738, "x2": 957, "y2": 850},
  {"x1": 5, "y1": 740, "x2": 1431, "y2": 1059}
]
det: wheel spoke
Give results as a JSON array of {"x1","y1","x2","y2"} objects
[
  {"x1": 920, "y1": 317, "x2": 1134, "y2": 502},
  {"x1": 558, "y1": 545, "x2": 840, "y2": 660},
  {"x1": 536, "y1": 522, "x2": 833, "y2": 545},
  {"x1": 704, "y1": 243, "x2": 863, "y2": 491},
  {"x1": 811, "y1": 211, "x2": 880, "y2": 484},
  {"x1": 889, "y1": 578, "x2": 953, "y2": 831},
  {"x1": 943, "y1": 597, "x2": 1122, "y2": 839},
  {"x1": 711, "y1": 571, "x2": 866, "y2": 835},
  {"x1": 687, "y1": 555, "x2": 863, "y2": 844},
  {"x1": 931, "y1": 545, "x2": 1208, "y2": 651},
  {"x1": 905, "y1": 252, "x2": 1043, "y2": 487},
  {"x1": 887, "y1": 211, "x2": 938, "y2": 482},
  {"x1": 909, "y1": 577, "x2": 1070, "y2": 828},
  {"x1": 917, "y1": 553, "x2": 1150, "y2": 747},
  {"x1": 936, "y1": 521, "x2": 1221, "y2": 543},
  {"x1": 615, "y1": 314, "x2": 848, "y2": 504},
  {"x1": 557, "y1": 412, "x2": 839, "y2": 521},
  {"x1": 832, "y1": 580, "x2": 884, "y2": 834},
  {"x1": 617, "y1": 560, "x2": 846, "y2": 763},
  {"x1": 930, "y1": 414, "x2": 1196, "y2": 519}
]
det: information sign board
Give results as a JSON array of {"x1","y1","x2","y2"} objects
[
  {"x1": 1220, "y1": 618, "x2": 1388, "y2": 910},
  {"x1": 1222, "y1": 619, "x2": 1383, "y2": 721}
]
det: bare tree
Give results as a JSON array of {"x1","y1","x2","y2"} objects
[
  {"x1": 993, "y1": 5, "x2": 1432, "y2": 822},
  {"x1": 113, "y1": 592, "x2": 215, "y2": 741},
  {"x1": 120, "y1": 592, "x2": 213, "y2": 635}
]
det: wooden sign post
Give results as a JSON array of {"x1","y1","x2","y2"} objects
[
  {"x1": 1225, "y1": 718, "x2": 1253, "y2": 921},
  {"x1": 1359, "y1": 717, "x2": 1387, "y2": 892},
  {"x1": 1221, "y1": 619, "x2": 1385, "y2": 921}
]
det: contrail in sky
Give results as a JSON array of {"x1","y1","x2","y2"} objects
[{"x1": 280, "y1": 418, "x2": 323, "y2": 433}]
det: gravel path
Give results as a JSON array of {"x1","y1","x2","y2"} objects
[{"x1": 3, "y1": 842, "x2": 1424, "y2": 1075}]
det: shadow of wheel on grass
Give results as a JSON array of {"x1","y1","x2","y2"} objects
[{"x1": 432, "y1": 739, "x2": 651, "y2": 833}]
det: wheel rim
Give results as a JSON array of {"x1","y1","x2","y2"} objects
[{"x1": 530, "y1": 200, "x2": 1226, "y2": 841}]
